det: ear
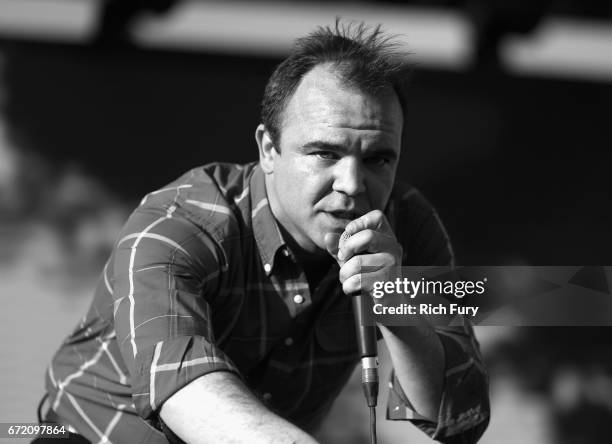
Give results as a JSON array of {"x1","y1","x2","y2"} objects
[{"x1": 255, "y1": 124, "x2": 278, "y2": 174}]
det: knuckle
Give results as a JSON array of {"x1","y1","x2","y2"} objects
[
  {"x1": 371, "y1": 209, "x2": 384, "y2": 220},
  {"x1": 340, "y1": 247, "x2": 351, "y2": 262},
  {"x1": 370, "y1": 210, "x2": 385, "y2": 227},
  {"x1": 339, "y1": 265, "x2": 350, "y2": 283},
  {"x1": 339, "y1": 257, "x2": 357, "y2": 283},
  {"x1": 342, "y1": 274, "x2": 361, "y2": 294},
  {"x1": 354, "y1": 254, "x2": 363, "y2": 269},
  {"x1": 342, "y1": 279, "x2": 353, "y2": 294},
  {"x1": 363, "y1": 229, "x2": 375, "y2": 243},
  {"x1": 348, "y1": 219, "x2": 361, "y2": 233},
  {"x1": 366, "y1": 230, "x2": 380, "y2": 251}
]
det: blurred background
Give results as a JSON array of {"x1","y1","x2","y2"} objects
[{"x1": 0, "y1": 0, "x2": 611, "y2": 442}]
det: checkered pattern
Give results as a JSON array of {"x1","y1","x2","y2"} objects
[{"x1": 45, "y1": 162, "x2": 489, "y2": 443}]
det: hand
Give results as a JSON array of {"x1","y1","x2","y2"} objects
[
  {"x1": 324, "y1": 209, "x2": 402, "y2": 296},
  {"x1": 325, "y1": 212, "x2": 445, "y2": 422}
]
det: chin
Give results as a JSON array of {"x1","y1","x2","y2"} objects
[
  {"x1": 306, "y1": 236, "x2": 327, "y2": 253},
  {"x1": 318, "y1": 213, "x2": 351, "y2": 233},
  {"x1": 300, "y1": 230, "x2": 326, "y2": 253}
]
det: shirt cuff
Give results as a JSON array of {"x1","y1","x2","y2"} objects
[
  {"x1": 131, "y1": 335, "x2": 242, "y2": 419},
  {"x1": 386, "y1": 330, "x2": 490, "y2": 442}
]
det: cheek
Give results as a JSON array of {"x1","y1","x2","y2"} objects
[
  {"x1": 294, "y1": 177, "x2": 328, "y2": 209},
  {"x1": 283, "y1": 159, "x2": 332, "y2": 204}
]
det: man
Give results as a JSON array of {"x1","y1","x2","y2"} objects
[{"x1": 39, "y1": 22, "x2": 489, "y2": 443}]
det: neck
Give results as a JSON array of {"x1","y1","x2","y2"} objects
[
  {"x1": 277, "y1": 223, "x2": 330, "y2": 266},
  {"x1": 277, "y1": 223, "x2": 334, "y2": 290}
]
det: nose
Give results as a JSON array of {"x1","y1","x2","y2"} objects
[{"x1": 332, "y1": 156, "x2": 366, "y2": 196}]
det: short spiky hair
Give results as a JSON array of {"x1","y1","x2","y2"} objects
[{"x1": 261, "y1": 20, "x2": 413, "y2": 148}]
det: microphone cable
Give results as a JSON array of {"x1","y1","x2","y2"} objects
[{"x1": 370, "y1": 405, "x2": 377, "y2": 444}]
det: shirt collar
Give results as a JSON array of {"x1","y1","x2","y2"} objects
[{"x1": 249, "y1": 164, "x2": 287, "y2": 276}]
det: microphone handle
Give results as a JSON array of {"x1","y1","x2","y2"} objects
[
  {"x1": 352, "y1": 293, "x2": 379, "y2": 408},
  {"x1": 351, "y1": 294, "x2": 378, "y2": 357}
]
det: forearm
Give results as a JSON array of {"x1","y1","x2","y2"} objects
[
  {"x1": 160, "y1": 372, "x2": 318, "y2": 444},
  {"x1": 378, "y1": 322, "x2": 444, "y2": 421}
]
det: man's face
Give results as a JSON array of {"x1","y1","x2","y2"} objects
[{"x1": 261, "y1": 64, "x2": 403, "y2": 254}]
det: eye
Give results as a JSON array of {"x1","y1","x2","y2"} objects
[
  {"x1": 313, "y1": 151, "x2": 340, "y2": 160},
  {"x1": 364, "y1": 156, "x2": 391, "y2": 166}
]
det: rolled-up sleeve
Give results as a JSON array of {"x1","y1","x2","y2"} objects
[
  {"x1": 111, "y1": 202, "x2": 241, "y2": 419},
  {"x1": 386, "y1": 318, "x2": 490, "y2": 443},
  {"x1": 388, "y1": 188, "x2": 490, "y2": 442}
]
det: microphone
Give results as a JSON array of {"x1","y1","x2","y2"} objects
[{"x1": 340, "y1": 232, "x2": 379, "y2": 408}]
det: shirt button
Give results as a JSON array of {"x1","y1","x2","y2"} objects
[
  {"x1": 284, "y1": 337, "x2": 294, "y2": 346},
  {"x1": 263, "y1": 392, "x2": 272, "y2": 401},
  {"x1": 263, "y1": 263, "x2": 272, "y2": 273},
  {"x1": 293, "y1": 294, "x2": 304, "y2": 304}
]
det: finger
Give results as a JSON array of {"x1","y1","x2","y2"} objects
[
  {"x1": 344, "y1": 209, "x2": 392, "y2": 236},
  {"x1": 338, "y1": 252, "x2": 396, "y2": 284},
  {"x1": 338, "y1": 229, "x2": 397, "y2": 262},
  {"x1": 342, "y1": 273, "x2": 362, "y2": 295},
  {"x1": 342, "y1": 269, "x2": 404, "y2": 296},
  {"x1": 341, "y1": 272, "x2": 388, "y2": 296}
]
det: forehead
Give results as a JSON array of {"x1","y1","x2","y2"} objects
[{"x1": 280, "y1": 64, "x2": 403, "y2": 146}]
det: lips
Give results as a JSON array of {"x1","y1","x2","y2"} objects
[{"x1": 320, "y1": 210, "x2": 366, "y2": 233}]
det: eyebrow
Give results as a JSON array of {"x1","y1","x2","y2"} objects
[
  {"x1": 301, "y1": 141, "x2": 348, "y2": 153},
  {"x1": 301, "y1": 141, "x2": 398, "y2": 159}
]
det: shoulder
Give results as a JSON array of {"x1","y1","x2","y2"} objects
[
  {"x1": 120, "y1": 162, "x2": 257, "y2": 258},
  {"x1": 113, "y1": 162, "x2": 258, "y2": 283},
  {"x1": 140, "y1": 162, "x2": 255, "y2": 206},
  {"x1": 138, "y1": 162, "x2": 256, "y2": 231}
]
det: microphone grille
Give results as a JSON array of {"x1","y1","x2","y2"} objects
[{"x1": 340, "y1": 231, "x2": 351, "y2": 243}]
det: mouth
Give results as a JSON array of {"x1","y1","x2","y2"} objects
[
  {"x1": 326, "y1": 210, "x2": 360, "y2": 220},
  {"x1": 319, "y1": 210, "x2": 366, "y2": 234}
]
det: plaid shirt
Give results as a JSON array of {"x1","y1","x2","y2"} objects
[{"x1": 45, "y1": 162, "x2": 489, "y2": 444}]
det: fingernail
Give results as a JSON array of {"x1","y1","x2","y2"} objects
[{"x1": 337, "y1": 250, "x2": 345, "y2": 261}]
